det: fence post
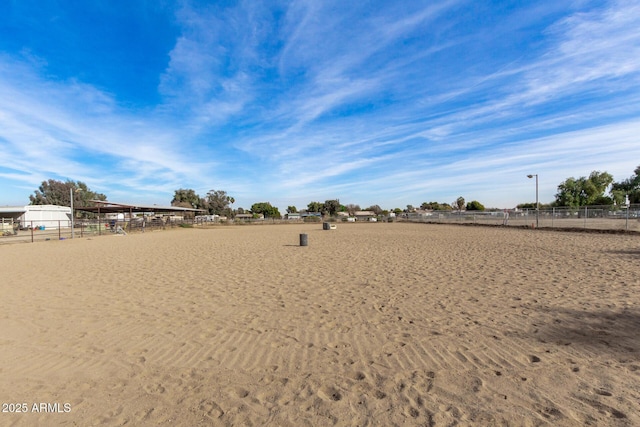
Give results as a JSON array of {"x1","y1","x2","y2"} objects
[
  {"x1": 59, "y1": 221, "x2": 61, "y2": 240},
  {"x1": 584, "y1": 206, "x2": 587, "y2": 228},
  {"x1": 31, "y1": 221, "x2": 34, "y2": 243},
  {"x1": 626, "y1": 205, "x2": 629, "y2": 231},
  {"x1": 552, "y1": 207, "x2": 554, "y2": 227}
]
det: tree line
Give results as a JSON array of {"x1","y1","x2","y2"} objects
[
  {"x1": 28, "y1": 179, "x2": 107, "y2": 208},
  {"x1": 24, "y1": 165, "x2": 640, "y2": 217},
  {"x1": 518, "y1": 166, "x2": 640, "y2": 209}
]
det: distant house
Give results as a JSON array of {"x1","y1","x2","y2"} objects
[
  {"x1": 354, "y1": 211, "x2": 376, "y2": 221},
  {"x1": 285, "y1": 212, "x2": 301, "y2": 220}
]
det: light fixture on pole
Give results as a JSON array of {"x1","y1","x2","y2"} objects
[{"x1": 527, "y1": 174, "x2": 539, "y2": 228}]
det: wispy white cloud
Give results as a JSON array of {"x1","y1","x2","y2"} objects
[{"x1": 0, "y1": 55, "x2": 231, "y2": 203}]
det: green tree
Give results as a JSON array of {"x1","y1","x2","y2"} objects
[
  {"x1": 30, "y1": 179, "x2": 107, "y2": 207},
  {"x1": 466, "y1": 200, "x2": 485, "y2": 211},
  {"x1": 251, "y1": 202, "x2": 281, "y2": 219},
  {"x1": 307, "y1": 201, "x2": 323, "y2": 213},
  {"x1": 287, "y1": 206, "x2": 298, "y2": 213},
  {"x1": 611, "y1": 165, "x2": 640, "y2": 204},
  {"x1": 421, "y1": 201, "x2": 452, "y2": 210},
  {"x1": 453, "y1": 197, "x2": 465, "y2": 211},
  {"x1": 206, "y1": 189, "x2": 234, "y2": 216},
  {"x1": 554, "y1": 177, "x2": 582, "y2": 207},
  {"x1": 171, "y1": 189, "x2": 203, "y2": 209},
  {"x1": 554, "y1": 171, "x2": 613, "y2": 207},
  {"x1": 323, "y1": 199, "x2": 341, "y2": 216}
]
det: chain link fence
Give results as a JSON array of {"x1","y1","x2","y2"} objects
[
  {"x1": 399, "y1": 204, "x2": 640, "y2": 232},
  {"x1": 4, "y1": 204, "x2": 639, "y2": 244}
]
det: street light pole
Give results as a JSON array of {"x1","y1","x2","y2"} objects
[
  {"x1": 69, "y1": 188, "x2": 83, "y2": 238},
  {"x1": 527, "y1": 174, "x2": 539, "y2": 228},
  {"x1": 70, "y1": 188, "x2": 75, "y2": 239}
]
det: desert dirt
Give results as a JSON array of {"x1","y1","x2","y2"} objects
[{"x1": 0, "y1": 222, "x2": 639, "y2": 426}]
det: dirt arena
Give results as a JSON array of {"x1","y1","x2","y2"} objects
[{"x1": 1, "y1": 223, "x2": 638, "y2": 426}]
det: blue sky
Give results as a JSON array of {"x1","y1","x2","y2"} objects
[{"x1": 1, "y1": 0, "x2": 639, "y2": 211}]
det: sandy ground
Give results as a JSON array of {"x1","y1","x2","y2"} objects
[{"x1": 0, "y1": 222, "x2": 639, "y2": 426}]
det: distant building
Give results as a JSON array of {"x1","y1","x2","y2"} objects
[
  {"x1": 354, "y1": 211, "x2": 376, "y2": 221},
  {"x1": 0, "y1": 205, "x2": 72, "y2": 229},
  {"x1": 300, "y1": 212, "x2": 322, "y2": 219},
  {"x1": 285, "y1": 212, "x2": 301, "y2": 220}
]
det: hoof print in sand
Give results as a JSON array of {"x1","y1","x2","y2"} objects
[
  {"x1": 318, "y1": 385, "x2": 343, "y2": 402},
  {"x1": 144, "y1": 383, "x2": 165, "y2": 394},
  {"x1": 198, "y1": 399, "x2": 224, "y2": 419},
  {"x1": 374, "y1": 390, "x2": 387, "y2": 400},
  {"x1": 351, "y1": 371, "x2": 366, "y2": 381}
]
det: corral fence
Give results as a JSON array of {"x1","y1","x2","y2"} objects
[
  {"x1": 0, "y1": 215, "x2": 310, "y2": 244},
  {"x1": 398, "y1": 204, "x2": 640, "y2": 232},
  {"x1": 4, "y1": 204, "x2": 639, "y2": 244},
  {"x1": 0, "y1": 216, "x2": 195, "y2": 244}
]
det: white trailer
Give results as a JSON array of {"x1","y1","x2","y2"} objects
[{"x1": 19, "y1": 205, "x2": 72, "y2": 229}]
